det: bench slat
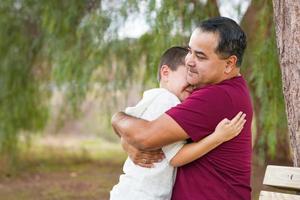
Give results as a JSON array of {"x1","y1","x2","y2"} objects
[
  {"x1": 259, "y1": 191, "x2": 300, "y2": 200},
  {"x1": 263, "y1": 165, "x2": 300, "y2": 190}
]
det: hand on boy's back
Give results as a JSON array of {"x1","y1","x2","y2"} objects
[{"x1": 121, "y1": 138, "x2": 165, "y2": 168}]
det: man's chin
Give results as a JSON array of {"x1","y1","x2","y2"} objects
[{"x1": 187, "y1": 78, "x2": 197, "y2": 86}]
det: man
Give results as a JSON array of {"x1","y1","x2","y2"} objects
[
  {"x1": 110, "y1": 46, "x2": 245, "y2": 200},
  {"x1": 112, "y1": 17, "x2": 253, "y2": 200}
]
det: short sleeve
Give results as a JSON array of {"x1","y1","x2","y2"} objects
[
  {"x1": 142, "y1": 91, "x2": 180, "y2": 121},
  {"x1": 124, "y1": 89, "x2": 180, "y2": 120},
  {"x1": 162, "y1": 141, "x2": 186, "y2": 162},
  {"x1": 166, "y1": 86, "x2": 232, "y2": 142}
]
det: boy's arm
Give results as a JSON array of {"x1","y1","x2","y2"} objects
[{"x1": 170, "y1": 112, "x2": 246, "y2": 167}]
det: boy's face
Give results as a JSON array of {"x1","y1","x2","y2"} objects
[{"x1": 166, "y1": 65, "x2": 193, "y2": 101}]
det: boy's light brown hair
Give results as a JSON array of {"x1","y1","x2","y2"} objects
[{"x1": 157, "y1": 46, "x2": 188, "y2": 81}]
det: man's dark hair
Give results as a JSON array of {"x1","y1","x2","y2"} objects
[
  {"x1": 198, "y1": 17, "x2": 247, "y2": 66},
  {"x1": 157, "y1": 46, "x2": 188, "y2": 81}
]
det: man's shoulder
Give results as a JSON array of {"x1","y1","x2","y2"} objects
[
  {"x1": 180, "y1": 84, "x2": 233, "y2": 111},
  {"x1": 192, "y1": 84, "x2": 230, "y2": 100},
  {"x1": 192, "y1": 76, "x2": 247, "y2": 100}
]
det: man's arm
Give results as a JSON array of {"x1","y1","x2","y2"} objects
[
  {"x1": 111, "y1": 112, "x2": 189, "y2": 150},
  {"x1": 120, "y1": 138, "x2": 165, "y2": 168}
]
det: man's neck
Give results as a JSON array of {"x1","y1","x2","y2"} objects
[
  {"x1": 194, "y1": 70, "x2": 241, "y2": 89},
  {"x1": 227, "y1": 68, "x2": 241, "y2": 79}
]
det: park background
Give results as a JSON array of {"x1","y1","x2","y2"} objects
[{"x1": 0, "y1": 0, "x2": 298, "y2": 199}]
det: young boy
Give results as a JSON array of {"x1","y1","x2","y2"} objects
[{"x1": 110, "y1": 47, "x2": 245, "y2": 200}]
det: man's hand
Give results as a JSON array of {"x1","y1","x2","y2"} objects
[
  {"x1": 214, "y1": 112, "x2": 246, "y2": 142},
  {"x1": 121, "y1": 138, "x2": 165, "y2": 168},
  {"x1": 111, "y1": 112, "x2": 128, "y2": 137}
]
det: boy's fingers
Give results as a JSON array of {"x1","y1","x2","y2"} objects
[
  {"x1": 232, "y1": 113, "x2": 246, "y2": 127},
  {"x1": 231, "y1": 112, "x2": 246, "y2": 125},
  {"x1": 236, "y1": 118, "x2": 246, "y2": 129},
  {"x1": 237, "y1": 121, "x2": 246, "y2": 130},
  {"x1": 230, "y1": 112, "x2": 243, "y2": 124},
  {"x1": 237, "y1": 123, "x2": 244, "y2": 133},
  {"x1": 236, "y1": 119, "x2": 246, "y2": 131},
  {"x1": 234, "y1": 123, "x2": 245, "y2": 136}
]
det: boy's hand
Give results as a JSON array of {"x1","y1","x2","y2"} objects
[
  {"x1": 214, "y1": 112, "x2": 246, "y2": 142},
  {"x1": 121, "y1": 138, "x2": 165, "y2": 168}
]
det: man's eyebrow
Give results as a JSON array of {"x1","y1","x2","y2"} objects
[
  {"x1": 194, "y1": 50, "x2": 207, "y2": 57},
  {"x1": 187, "y1": 45, "x2": 208, "y2": 57}
]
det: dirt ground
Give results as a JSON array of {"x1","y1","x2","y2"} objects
[
  {"x1": 0, "y1": 135, "x2": 125, "y2": 200},
  {"x1": 0, "y1": 160, "x2": 123, "y2": 200},
  {"x1": 0, "y1": 159, "x2": 268, "y2": 200},
  {"x1": 0, "y1": 135, "x2": 290, "y2": 200}
]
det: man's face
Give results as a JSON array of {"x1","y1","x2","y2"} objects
[
  {"x1": 167, "y1": 65, "x2": 193, "y2": 101},
  {"x1": 186, "y1": 28, "x2": 227, "y2": 87}
]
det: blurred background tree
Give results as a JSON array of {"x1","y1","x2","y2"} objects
[
  {"x1": 0, "y1": 0, "x2": 289, "y2": 169},
  {"x1": 241, "y1": 0, "x2": 288, "y2": 163},
  {"x1": 272, "y1": 0, "x2": 300, "y2": 166}
]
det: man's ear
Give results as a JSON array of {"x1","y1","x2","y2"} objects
[
  {"x1": 224, "y1": 55, "x2": 238, "y2": 74},
  {"x1": 160, "y1": 65, "x2": 170, "y2": 82}
]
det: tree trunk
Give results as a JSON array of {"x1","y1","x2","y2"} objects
[{"x1": 272, "y1": 0, "x2": 300, "y2": 166}]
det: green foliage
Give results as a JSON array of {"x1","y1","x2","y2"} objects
[
  {"x1": 0, "y1": 0, "x2": 111, "y2": 159},
  {"x1": 0, "y1": 0, "x2": 288, "y2": 163},
  {"x1": 0, "y1": 1, "x2": 48, "y2": 156},
  {"x1": 0, "y1": 0, "x2": 219, "y2": 158}
]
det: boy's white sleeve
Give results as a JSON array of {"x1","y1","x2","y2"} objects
[
  {"x1": 124, "y1": 90, "x2": 186, "y2": 162},
  {"x1": 124, "y1": 89, "x2": 177, "y2": 119},
  {"x1": 141, "y1": 92, "x2": 179, "y2": 120},
  {"x1": 162, "y1": 141, "x2": 185, "y2": 162},
  {"x1": 143, "y1": 92, "x2": 186, "y2": 161}
]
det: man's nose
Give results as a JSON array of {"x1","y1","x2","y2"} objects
[{"x1": 185, "y1": 53, "x2": 196, "y2": 68}]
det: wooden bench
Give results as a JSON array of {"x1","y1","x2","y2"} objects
[{"x1": 259, "y1": 165, "x2": 300, "y2": 200}]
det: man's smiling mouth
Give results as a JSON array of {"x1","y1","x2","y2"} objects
[{"x1": 188, "y1": 68, "x2": 197, "y2": 74}]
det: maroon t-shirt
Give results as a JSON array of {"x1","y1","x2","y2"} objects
[{"x1": 166, "y1": 76, "x2": 253, "y2": 200}]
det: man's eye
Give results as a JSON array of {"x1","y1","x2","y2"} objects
[{"x1": 197, "y1": 55, "x2": 205, "y2": 60}]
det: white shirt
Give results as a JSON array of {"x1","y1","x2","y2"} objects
[{"x1": 110, "y1": 88, "x2": 185, "y2": 200}]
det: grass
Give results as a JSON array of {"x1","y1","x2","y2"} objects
[
  {"x1": 0, "y1": 135, "x2": 126, "y2": 200},
  {"x1": 0, "y1": 134, "x2": 272, "y2": 200}
]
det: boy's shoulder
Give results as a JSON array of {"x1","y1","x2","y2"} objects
[
  {"x1": 140, "y1": 88, "x2": 180, "y2": 120},
  {"x1": 143, "y1": 88, "x2": 180, "y2": 104}
]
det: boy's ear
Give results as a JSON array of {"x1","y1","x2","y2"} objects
[
  {"x1": 224, "y1": 55, "x2": 237, "y2": 74},
  {"x1": 160, "y1": 65, "x2": 170, "y2": 82}
]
